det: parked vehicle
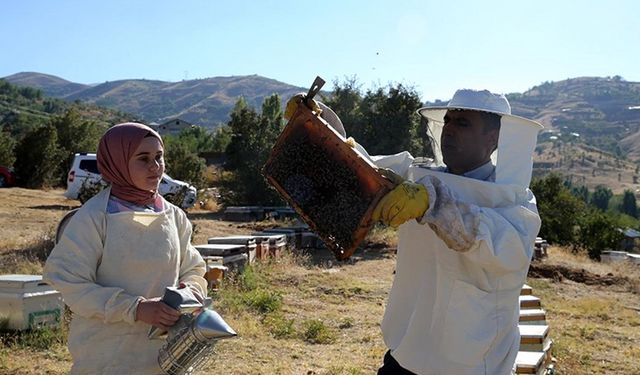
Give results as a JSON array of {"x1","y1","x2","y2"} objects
[
  {"x1": 65, "y1": 153, "x2": 197, "y2": 208},
  {"x1": 0, "y1": 166, "x2": 16, "y2": 187}
]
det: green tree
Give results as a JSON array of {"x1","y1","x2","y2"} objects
[
  {"x1": 51, "y1": 109, "x2": 105, "y2": 184},
  {"x1": 225, "y1": 98, "x2": 261, "y2": 171},
  {"x1": 323, "y1": 79, "x2": 430, "y2": 157},
  {"x1": 211, "y1": 125, "x2": 232, "y2": 153},
  {"x1": 172, "y1": 125, "x2": 217, "y2": 154},
  {"x1": 530, "y1": 173, "x2": 585, "y2": 245},
  {"x1": 359, "y1": 84, "x2": 424, "y2": 156},
  {"x1": 591, "y1": 185, "x2": 613, "y2": 211},
  {"x1": 223, "y1": 95, "x2": 284, "y2": 205},
  {"x1": 0, "y1": 130, "x2": 16, "y2": 166},
  {"x1": 577, "y1": 209, "x2": 624, "y2": 260},
  {"x1": 571, "y1": 185, "x2": 590, "y2": 204},
  {"x1": 620, "y1": 189, "x2": 637, "y2": 218},
  {"x1": 164, "y1": 138, "x2": 207, "y2": 189},
  {"x1": 1, "y1": 110, "x2": 41, "y2": 138},
  {"x1": 14, "y1": 124, "x2": 63, "y2": 188},
  {"x1": 321, "y1": 77, "x2": 364, "y2": 139}
]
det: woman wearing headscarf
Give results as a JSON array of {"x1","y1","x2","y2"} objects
[{"x1": 44, "y1": 122, "x2": 207, "y2": 374}]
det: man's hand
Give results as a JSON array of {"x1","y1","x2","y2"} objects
[
  {"x1": 135, "y1": 297, "x2": 181, "y2": 331},
  {"x1": 372, "y1": 181, "x2": 430, "y2": 227},
  {"x1": 284, "y1": 93, "x2": 322, "y2": 121}
]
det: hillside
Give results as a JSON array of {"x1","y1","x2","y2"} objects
[
  {"x1": 532, "y1": 141, "x2": 639, "y2": 194},
  {"x1": 507, "y1": 77, "x2": 640, "y2": 155},
  {"x1": 5, "y1": 72, "x2": 640, "y2": 161},
  {"x1": 3, "y1": 73, "x2": 306, "y2": 128},
  {"x1": 0, "y1": 79, "x2": 135, "y2": 137},
  {"x1": 3, "y1": 72, "x2": 90, "y2": 97}
]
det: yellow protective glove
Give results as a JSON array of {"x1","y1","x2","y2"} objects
[
  {"x1": 372, "y1": 181, "x2": 430, "y2": 227},
  {"x1": 284, "y1": 93, "x2": 322, "y2": 121},
  {"x1": 345, "y1": 136, "x2": 356, "y2": 148}
]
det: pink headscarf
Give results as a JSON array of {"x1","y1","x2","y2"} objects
[{"x1": 97, "y1": 122, "x2": 164, "y2": 206}]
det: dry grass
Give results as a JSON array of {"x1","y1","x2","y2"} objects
[
  {"x1": 206, "y1": 250, "x2": 394, "y2": 374},
  {"x1": 533, "y1": 142, "x2": 639, "y2": 194},
  {"x1": 0, "y1": 241, "x2": 396, "y2": 375},
  {"x1": 0, "y1": 188, "x2": 79, "y2": 253},
  {"x1": 529, "y1": 247, "x2": 640, "y2": 375},
  {"x1": 2, "y1": 188, "x2": 640, "y2": 374}
]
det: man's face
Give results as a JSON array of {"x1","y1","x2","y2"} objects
[{"x1": 440, "y1": 110, "x2": 499, "y2": 175}]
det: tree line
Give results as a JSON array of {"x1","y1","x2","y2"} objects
[
  {"x1": 2, "y1": 78, "x2": 638, "y2": 259},
  {"x1": 531, "y1": 173, "x2": 640, "y2": 260}
]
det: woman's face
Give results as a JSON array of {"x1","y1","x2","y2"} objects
[{"x1": 128, "y1": 136, "x2": 165, "y2": 191}]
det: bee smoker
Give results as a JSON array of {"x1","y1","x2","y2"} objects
[{"x1": 152, "y1": 287, "x2": 237, "y2": 375}]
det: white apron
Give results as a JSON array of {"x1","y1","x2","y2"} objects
[{"x1": 68, "y1": 208, "x2": 182, "y2": 375}]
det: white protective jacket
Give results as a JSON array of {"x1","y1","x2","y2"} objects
[
  {"x1": 44, "y1": 187, "x2": 207, "y2": 375},
  {"x1": 347, "y1": 98, "x2": 543, "y2": 374},
  {"x1": 369, "y1": 150, "x2": 541, "y2": 375}
]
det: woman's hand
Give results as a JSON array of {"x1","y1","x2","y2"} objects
[{"x1": 135, "y1": 297, "x2": 181, "y2": 330}]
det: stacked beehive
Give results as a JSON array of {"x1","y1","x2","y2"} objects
[
  {"x1": 196, "y1": 225, "x2": 325, "y2": 288},
  {"x1": 515, "y1": 284, "x2": 554, "y2": 375}
]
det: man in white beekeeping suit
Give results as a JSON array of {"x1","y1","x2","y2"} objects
[{"x1": 288, "y1": 88, "x2": 543, "y2": 375}]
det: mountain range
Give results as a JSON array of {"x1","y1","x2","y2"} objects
[
  {"x1": 3, "y1": 72, "x2": 306, "y2": 128},
  {"x1": 4, "y1": 72, "x2": 640, "y2": 160}
]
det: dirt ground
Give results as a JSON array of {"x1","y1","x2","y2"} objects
[
  {"x1": 0, "y1": 188, "x2": 80, "y2": 252},
  {"x1": 0, "y1": 187, "x2": 256, "y2": 252},
  {"x1": 1, "y1": 188, "x2": 640, "y2": 374}
]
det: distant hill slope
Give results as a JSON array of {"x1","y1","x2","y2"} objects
[
  {"x1": 421, "y1": 76, "x2": 640, "y2": 158},
  {"x1": 3, "y1": 73, "x2": 306, "y2": 128},
  {"x1": 506, "y1": 76, "x2": 640, "y2": 154},
  {"x1": 4, "y1": 72, "x2": 90, "y2": 97},
  {"x1": 0, "y1": 78, "x2": 136, "y2": 137}
]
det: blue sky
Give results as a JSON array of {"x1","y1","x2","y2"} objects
[{"x1": 1, "y1": 0, "x2": 637, "y2": 101}]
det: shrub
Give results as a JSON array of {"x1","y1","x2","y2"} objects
[
  {"x1": 263, "y1": 312, "x2": 296, "y2": 338},
  {"x1": 13, "y1": 124, "x2": 63, "y2": 188},
  {"x1": 577, "y1": 209, "x2": 624, "y2": 260},
  {"x1": 301, "y1": 319, "x2": 336, "y2": 344},
  {"x1": 77, "y1": 179, "x2": 107, "y2": 204},
  {"x1": 242, "y1": 289, "x2": 282, "y2": 314}
]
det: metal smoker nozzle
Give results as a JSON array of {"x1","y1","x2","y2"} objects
[
  {"x1": 193, "y1": 309, "x2": 237, "y2": 340},
  {"x1": 158, "y1": 309, "x2": 237, "y2": 375}
]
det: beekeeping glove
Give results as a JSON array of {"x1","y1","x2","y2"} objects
[
  {"x1": 284, "y1": 94, "x2": 348, "y2": 137},
  {"x1": 372, "y1": 181, "x2": 430, "y2": 227},
  {"x1": 284, "y1": 93, "x2": 322, "y2": 120},
  {"x1": 345, "y1": 137, "x2": 356, "y2": 148}
]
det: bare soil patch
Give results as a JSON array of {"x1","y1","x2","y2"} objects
[{"x1": 529, "y1": 262, "x2": 630, "y2": 286}]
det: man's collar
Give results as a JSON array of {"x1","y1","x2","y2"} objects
[
  {"x1": 444, "y1": 161, "x2": 495, "y2": 182},
  {"x1": 463, "y1": 161, "x2": 496, "y2": 182}
]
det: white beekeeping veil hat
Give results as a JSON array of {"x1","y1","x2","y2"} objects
[{"x1": 417, "y1": 89, "x2": 543, "y2": 188}]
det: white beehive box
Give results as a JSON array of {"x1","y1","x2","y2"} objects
[{"x1": 0, "y1": 274, "x2": 64, "y2": 330}]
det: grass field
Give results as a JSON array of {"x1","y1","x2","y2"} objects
[{"x1": 1, "y1": 188, "x2": 639, "y2": 374}]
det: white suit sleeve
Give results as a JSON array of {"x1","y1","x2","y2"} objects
[
  {"x1": 174, "y1": 209, "x2": 207, "y2": 298},
  {"x1": 418, "y1": 175, "x2": 541, "y2": 274},
  {"x1": 350, "y1": 140, "x2": 415, "y2": 179},
  {"x1": 43, "y1": 208, "x2": 142, "y2": 324}
]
